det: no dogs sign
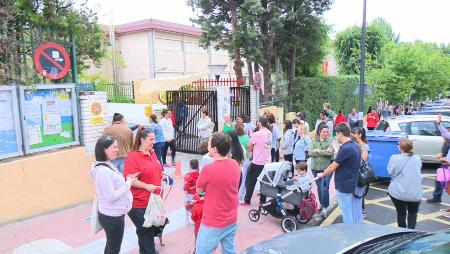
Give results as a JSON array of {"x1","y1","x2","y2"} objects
[{"x1": 33, "y1": 42, "x2": 71, "y2": 80}]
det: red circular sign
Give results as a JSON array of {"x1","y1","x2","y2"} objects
[{"x1": 33, "y1": 42, "x2": 71, "y2": 80}]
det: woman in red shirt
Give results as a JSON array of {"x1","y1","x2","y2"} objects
[
  {"x1": 124, "y1": 126, "x2": 163, "y2": 254},
  {"x1": 366, "y1": 109, "x2": 380, "y2": 130},
  {"x1": 334, "y1": 109, "x2": 348, "y2": 126}
]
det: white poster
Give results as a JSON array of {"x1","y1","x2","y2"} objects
[
  {"x1": 25, "y1": 101, "x2": 42, "y2": 126},
  {"x1": 43, "y1": 113, "x2": 61, "y2": 135},
  {"x1": 215, "y1": 86, "x2": 231, "y2": 132},
  {"x1": 28, "y1": 125, "x2": 43, "y2": 145},
  {"x1": 0, "y1": 91, "x2": 14, "y2": 131},
  {"x1": 59, "y1": 99, "x2": 72, "y2": 116}
]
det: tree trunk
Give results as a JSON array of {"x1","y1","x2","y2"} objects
[
  {"x1": 287, "y1": 47, "x2": 296, "y2": 92},
  {"x1": 247, "y1": 60, "x2": 253, "y2": 86},
  {"x1": 230, "y1": 4, "x2": 243, "y2": 85}
]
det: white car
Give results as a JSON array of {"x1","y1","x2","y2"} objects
[{"x1": 386, "y1": 115, "x2": 450, "y2": 163}]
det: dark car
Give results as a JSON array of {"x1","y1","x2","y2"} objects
[{"x1": 241, "y1": 224, "x2": 450, "y2": 254}]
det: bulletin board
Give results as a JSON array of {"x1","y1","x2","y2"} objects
[
  {"x1": 19, "y1": 84, "x2": 80, "y2": 154},
  {"x1": 0, "y1": 86, "x2": 23, "y2": 159}
]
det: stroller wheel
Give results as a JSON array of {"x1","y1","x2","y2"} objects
[
  {"x1": 248, "y1": 209, "x2": 260, "y2": 222},
  {"x1": 281, "y1": 216, "x2": 298, "y2": 233},
  {"x1": 259, "y1": 206, "x2": 268, "y2": 215},
  {"x1": 296, "y1": 214, "x2": 308, "y2": 224}
]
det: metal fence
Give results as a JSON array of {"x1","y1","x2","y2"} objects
[
  {"x1": 77, "y1": 82, "x2": 135, "y2": 103},
  {"x1": 229, "y1": 87, "x2": 251, "y2": 121}
]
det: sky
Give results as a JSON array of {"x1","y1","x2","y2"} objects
[{"x1": 85, "y1": 0, "x2": 450, "y2": 44}]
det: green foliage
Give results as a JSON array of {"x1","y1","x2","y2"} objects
[
  {"x1": 366, "y1": 67, "x2": 407, "y2": 103},
  {"x1": 79, "y1": 72, "x2": 111, "y2": 83},
  {"x1": 288, "y1": 76, "x2": 375, "y2": 123}
]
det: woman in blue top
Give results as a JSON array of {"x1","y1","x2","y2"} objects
[
  {"x1": 147, "y1": 114, "x2": 165, "y2": 165},
  {"x1": 281, "y1": 120, "x2": 295, "y2": 177},
  {"x1": 351, "y1": 127, "x2": 370, "y2": 223},
  {"x1": 293, "y1": 123, "x2": 311, "y2": 164}
]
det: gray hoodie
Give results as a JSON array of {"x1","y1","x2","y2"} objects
[
  {"x1": 387, "y1": 154, "x2": 422, "y2": 202},
  {"x1": 89, "y1": 161, "x2": 133, "y2": 216}
]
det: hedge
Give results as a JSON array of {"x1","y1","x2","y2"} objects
[{"x1": 287, "y1": 75, "x2": 375, "y2": 126}]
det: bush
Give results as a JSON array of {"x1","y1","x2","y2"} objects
[{"x1": 288, "y1": 75, "x2": 375, "y2": 125}]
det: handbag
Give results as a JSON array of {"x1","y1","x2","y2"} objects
[
  {"x1": 357, "y1": 160, "x2": 377, "y2": 187},
  {"x1": 91, "y1": 196, "x2": 103, "y2": 234},
  {"x1": 436, "y1": 166, "x2": 450, "y2": 189}
]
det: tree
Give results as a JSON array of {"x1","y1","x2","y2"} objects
[
  {"x1": 0, "y1": 0, "x2": 106, "y2": 84},
  {"x1": 334, "y1": 19, "x2": 396, "y2": 75}
]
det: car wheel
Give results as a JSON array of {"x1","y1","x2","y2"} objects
[
  {"x1": 248, "y1": 209, "x2": 260, "y2": 222},
  {"x1": 281, "y1": 216, "x2": 297, "y2": 232}
]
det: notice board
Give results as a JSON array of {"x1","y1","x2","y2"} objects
[
  {"x1": 20, "y1": 84, "x2": 79, "y2": 154},
  {"x1": 0, "y1": 86, "x2": 23, "y2": 159}
]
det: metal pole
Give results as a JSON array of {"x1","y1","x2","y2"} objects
[
  {"x1": 109, "y1": 11, "x2": 118, "y2": 83},
  {"x1": 359, "y1": 0, "x2": 367, "y2": 114}
]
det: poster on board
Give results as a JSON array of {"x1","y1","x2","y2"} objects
[
  {"x1": 0, "y1": 90, "x2": 19, "y2": 156},
  {"x1": 23, "y1": 87, "x2": 75, "y2": 149}
]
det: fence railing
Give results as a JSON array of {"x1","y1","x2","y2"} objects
[{"x1": 77, "y1": 82, "x2": 135, "y2": 103}]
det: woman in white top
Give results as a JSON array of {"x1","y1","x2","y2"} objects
[
  {"x1": 196, "y1": 108, "x2": 213, "y2": 141},
  {"x1": 160, "y1": 109, "x2": 176, "y2": 167}
]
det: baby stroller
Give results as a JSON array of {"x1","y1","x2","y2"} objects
[{"x1": 248, "y1": 161, "x2": 318, "y2": 232}]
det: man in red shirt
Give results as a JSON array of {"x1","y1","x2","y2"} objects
[{"x1": 196, "y1": 132, "x2": 241, "y2": 254}]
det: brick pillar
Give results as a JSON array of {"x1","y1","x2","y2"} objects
[{"x1": 79, "y1": 91, "x2": 109, "y2": 155}]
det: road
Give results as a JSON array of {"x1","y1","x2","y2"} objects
[{"x1": 323, "y1": 164, "x2": 450, "y2": 231}]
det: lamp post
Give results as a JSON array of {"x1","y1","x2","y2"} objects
[
  {"x1": 359, "y1": 0, "x2": 367, "y2": 127},
  {"x1": 207, "y1": 64, "x2": 227, "y2": 84}
]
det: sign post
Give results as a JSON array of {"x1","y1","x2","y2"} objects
[{"x1": 33, "y1": 42, "x2": 71, "y2": 80}]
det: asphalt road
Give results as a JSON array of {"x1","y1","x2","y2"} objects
[{"x1": 323, "y1": 164, "x2": 450, "y2": 232}]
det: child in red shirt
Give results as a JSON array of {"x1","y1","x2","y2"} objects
[
  {"x1": 191, "y1": 192, "x2": 205, "y2": 238},
  {"x1": 184, "y1": 159, "x2": 199, "y2": 220}
]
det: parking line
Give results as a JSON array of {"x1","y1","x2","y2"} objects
[
  {"x1": 320, "y1": 208, "x2": 340, "y2": 227},
  {"x1": 430, "y1": 217, "x2": 450, "y2": 226},
  {"x1": 372, "y1": 202, "x2": 396, "y2": 210},
  {"x1": 365, "y1": 196, "x2": 391, "y2": 205}
]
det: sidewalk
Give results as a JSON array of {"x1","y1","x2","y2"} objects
[{"x1": 1, "y1": 153, "x2": 331, "y2": 254}]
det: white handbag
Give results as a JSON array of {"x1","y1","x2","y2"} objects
[
  {"x1": 91, "y1": 196, "x2": 103, "y2": 234},
  {"x1": 143, "y1": 193, "x2": 167, "y2": 228}
]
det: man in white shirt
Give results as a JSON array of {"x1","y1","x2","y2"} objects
[{"x1": 160, "y1": 109, "x2": 176, "y2": 167}]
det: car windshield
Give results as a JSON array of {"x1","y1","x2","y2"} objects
[{"x1": 349, "y1": 231, "x2": 450, "y2": 254}]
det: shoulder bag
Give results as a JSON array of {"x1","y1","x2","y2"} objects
[{"x1": 357, "y1": 160, "x2": 377, "y2": 187}]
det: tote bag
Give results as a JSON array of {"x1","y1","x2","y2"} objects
[
  {"x1": 143, "y1": 193, "x2": 167, "y2": 228},
  {"x1": 91, "y1": 196, "x2": 103, "y2": 234}
]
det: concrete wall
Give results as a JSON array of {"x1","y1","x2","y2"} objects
[
  {"x1": 117, "y1": 31, "x2": 151, "y2": 81},
  {"x1": 0, "y1": 147, "x2": 94, "y2": 224}
]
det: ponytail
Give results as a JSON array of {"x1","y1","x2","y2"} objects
[{"x1": 133, "y1": 126, "x2": 154, "y2": 151}]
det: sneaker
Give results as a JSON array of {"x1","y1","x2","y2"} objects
[
  {"x1": 440, "y1": 208, "x2": 450, "y2": 213},
  {"x1": 426, "y1": 198, "x2": 442, "y2": 204},
  {"x1": 239, "y1": 201, "x2": 250, "y2": 207},
  {"x1": 320, "y1": 208, "x2": 328, "y2": 218},
  {"x1": 162, "y1": 164, "x2": 170, "y2": 168},
  {"x1": 362, "y1": 212, "x2": 367, "y2": 218},
  {"x1": 444, "y1": 212, "x2": 450, "y2": 219}
]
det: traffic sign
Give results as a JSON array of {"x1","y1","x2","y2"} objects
[{"x1": 33, "y1": 42, "x2": 71, "y2": 80}]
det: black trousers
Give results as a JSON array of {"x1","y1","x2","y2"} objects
[
  {"x1": 284, "y1": 154, "x2": 294, "y2": 177},
  {"x1": 162, "y1": 140, "x2": 176, "y2": 164},
  {"x1": 390, "y1": 195, "x2": 420, "y2": 229},
  {"x1": 128, "y1": 208, "x2": 157, "y2": 254},
  {"x1": 244, "y1": 163, "x2": 265, "y2": 204},
  {"x1": 271, "y1": 148, "x2": 280, "y2": 162},
  {"x1": 98, "y1": 213, "x2": 125, "y2": 254}
]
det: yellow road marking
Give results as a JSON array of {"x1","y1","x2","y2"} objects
[
  {"x1": 320, "y1": 207, "x2": 340, "y2": 227},
  {"x1": 430, "y1": 217, "x2": 450, "y2": 225}
]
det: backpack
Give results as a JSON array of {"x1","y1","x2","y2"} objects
[{"x1": 299, "y1": 192, "x2": 318, "y2": 222}]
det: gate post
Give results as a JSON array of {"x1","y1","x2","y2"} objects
[{"x1": 250, "y1": 85, "x2": 258, "y2": 124}]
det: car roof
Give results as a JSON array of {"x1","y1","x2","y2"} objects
[{"x1": 386, "y1": 115, "x2": 450, "y2": 123}]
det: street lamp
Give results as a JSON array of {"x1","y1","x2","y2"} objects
[
  {"x1": 207, "y1": 64, "x2": 227, "y2": 84},
  {"x1": 359, "y1": 0, "x2": 367, "y2": 127}
]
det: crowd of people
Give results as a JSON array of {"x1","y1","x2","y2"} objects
[{"x1": 89, "y1": 103, "x2": 449, "y2": 254}]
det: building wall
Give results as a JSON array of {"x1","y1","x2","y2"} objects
[
  {"x1": 0, "y1": 147, "x2": 94, "y2": 224},
  {"x1": 116, "y1": 31, "x2": 151, "y2": 81}
]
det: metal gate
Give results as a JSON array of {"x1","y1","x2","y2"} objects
[
  {"x1": 229, "y1": 87, "x2": 251, "y2": 121},
  {"x1": 166, "y1": 90, "x2": 218, "y2": 153}
]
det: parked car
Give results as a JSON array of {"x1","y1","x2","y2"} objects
[
  {"x1": 413, "y1": 109, "x2": 450, "y2": 117},
  {"x1": 386, "y1": 115, "x2": 450, "y2": 163},
  {"x1": 241, "y1": 224, "x2": 450, "y2": 254}
]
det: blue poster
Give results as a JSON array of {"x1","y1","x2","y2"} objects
[{"x1": 0, "y1": 90, "x2": 19, "y2": 156}]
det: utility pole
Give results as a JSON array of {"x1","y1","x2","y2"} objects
[
  {"x1": 109, "y1": 11, "x2": 118, "y2": 83},
  {"x1": 359, "y1": 0, "x2": 367, "y2": 126}
]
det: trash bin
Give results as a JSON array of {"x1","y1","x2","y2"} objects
[{"x1": 366, "y1": 131, "x2": 408, "y2": 178}]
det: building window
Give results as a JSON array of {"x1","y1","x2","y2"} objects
[
  {"x1": 186, "y1": 42, "x2": 206, "y2": 53},
  {"x1": 155, "y1": 38, "x2": 182, "y2": 51}
]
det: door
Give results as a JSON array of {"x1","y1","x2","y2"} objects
[{"x1": 407, "y1": 121, "x2": 443, "y2": 163}]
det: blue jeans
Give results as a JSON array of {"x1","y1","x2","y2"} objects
[
  {"x1": 195, "y1": 223, "x2": 237, "y2": 254},
  {"x1": 336, "y1": 190, "x2": 354, "y2": 224},
  {"x1": 111, "y1": 157, "x2": 125, "y2": 174},
  {"x1": 153, "y1": 142, "x2": 165, "y2": 165},
  {"x1": 433, "y1": 180, "x2": 443, "y2": 200},
  {"x1": 312, "y1": 170, "x2": 332, "y2": 208}
]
